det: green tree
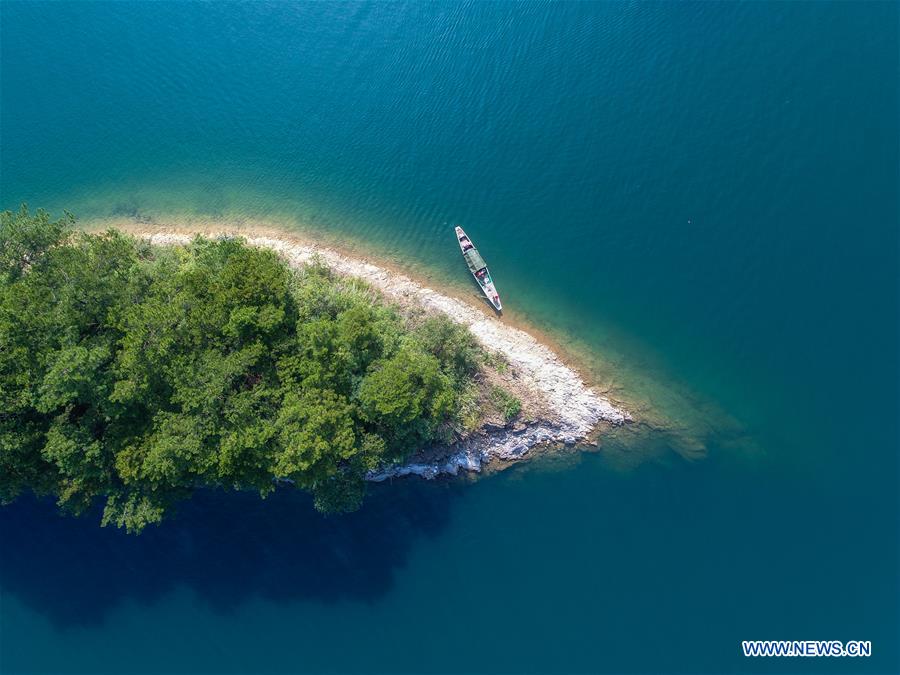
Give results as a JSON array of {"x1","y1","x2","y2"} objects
[
  {"x1": 0, "y1": 206, "x2": 489, "y2": 532},
  {"x1": 357, "y1": 343, "x2": 456, "y2": 456}
]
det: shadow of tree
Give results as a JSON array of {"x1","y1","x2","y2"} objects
[{"x1": 0, "y1": 480, "x2": 459, "y2": 629}]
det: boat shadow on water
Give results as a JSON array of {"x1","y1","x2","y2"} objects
[{"x1": 0, "y1": 480, "x2": 462, "y2": 629}]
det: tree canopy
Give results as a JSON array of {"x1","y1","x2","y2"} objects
[{"x1": 0, "y1": 206, "x2": 503, "y2": 532}]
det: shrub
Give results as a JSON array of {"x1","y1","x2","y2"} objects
[{"x1": 490, "y1": 386, "x2": 522, "y2": 422}]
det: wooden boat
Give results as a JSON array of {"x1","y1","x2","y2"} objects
[{"x1": 455, "y1": 226, "x2": 502, "y2": 312}]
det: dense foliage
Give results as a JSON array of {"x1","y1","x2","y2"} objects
[{"x1": 0, "y1": 207, "x2": 491, "y2": 532}]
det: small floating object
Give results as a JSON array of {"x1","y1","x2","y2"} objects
[{"x1": 455, "y1": 225, "x2": 502, "y2": 312}]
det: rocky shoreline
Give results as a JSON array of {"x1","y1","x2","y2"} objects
[{"x1": 122, "y1": 225, "x2": 632, "y2": 480}]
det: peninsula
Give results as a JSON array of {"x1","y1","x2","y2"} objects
[{"x1": 0, "y1": 207, "x2": 629, "y2": 533}]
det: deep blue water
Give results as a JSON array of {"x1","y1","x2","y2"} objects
[{"x1": 1, "y1": 2, "x2": 898, "y2": 673}]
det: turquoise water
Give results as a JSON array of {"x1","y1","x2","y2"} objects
[{"x1": 1, "y1": 2, "x2": 897, "y2": 673}]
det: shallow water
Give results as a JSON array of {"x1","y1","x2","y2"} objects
[{"x1": 1, "y1": 2, "x2": 897, "y2": 673}]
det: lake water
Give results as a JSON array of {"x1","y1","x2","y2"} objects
[{"x1": 1, "y1": 2, "x2": 897, "y2": 673}]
